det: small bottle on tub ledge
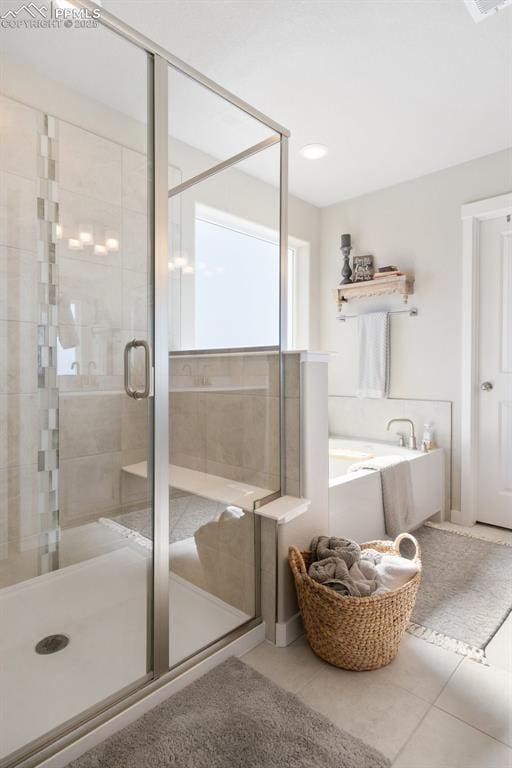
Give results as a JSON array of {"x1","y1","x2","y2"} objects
[{"x1": 421, "y1": 423, "x2": 436, "y2": 451}]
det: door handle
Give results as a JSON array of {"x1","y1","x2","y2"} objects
[
  {"x1": 124, "y1": 339, "x2": 151, "y2": 399},
  {"x1": 480, "y1": 381, "x2": 493, "y2": 391}
]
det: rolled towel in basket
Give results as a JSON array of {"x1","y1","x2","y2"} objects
[
  {"x1": 373, "y1": 554, "x2": 419, "y2": 594},
  {"x1": 308, "y1": 557, "x2": 376, "y2": 597},
  {"x1": 310, "y1": 536, "x2": 361, "y2": 568}
]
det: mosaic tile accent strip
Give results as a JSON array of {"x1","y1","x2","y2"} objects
[{"x1": 36, "y1": 113, "x2": 60, "y2": 573}]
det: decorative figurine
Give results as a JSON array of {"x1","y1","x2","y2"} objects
[{"x1": 340, "y1": 233, "x2": 353, "y2": 284}]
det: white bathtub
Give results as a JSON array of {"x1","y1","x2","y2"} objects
[{"x1": 328, "y1": 436, "x2": 445, "y2": 542}]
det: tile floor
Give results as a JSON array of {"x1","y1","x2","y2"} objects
[
  {"x1": 242, "y1": 618, "x2": 512, "y2": 767},
  {"x1": 3, "y1": 519, "x2": 511, "y2": 765}
]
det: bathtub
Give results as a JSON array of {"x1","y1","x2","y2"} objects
[{"x1": 329, "y1": 436, "x2": 445, "y2": 542}]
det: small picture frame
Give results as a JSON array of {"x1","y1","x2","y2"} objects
[{"x1": 352, "y1": 254, "x2": 374, "y2": 282}]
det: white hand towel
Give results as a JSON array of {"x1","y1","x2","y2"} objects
[{"x1": 357, "y1": 311, "x2": 390, "y2": 399}]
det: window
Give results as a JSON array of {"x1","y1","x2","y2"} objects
[
  {"x1": 176, "y1": 205, "x2": 310, "y2": 351},
  {"x1": 194, "y1": 209, "x2": 281, "y2": 349}
]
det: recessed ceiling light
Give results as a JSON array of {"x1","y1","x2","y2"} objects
[{"x1": 300, "y1": 144, "x2": 328, "y2": 160}]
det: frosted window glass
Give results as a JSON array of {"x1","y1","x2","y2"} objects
[{"x1": 195, "y1": 218, "x2": 279, "y2": 349}]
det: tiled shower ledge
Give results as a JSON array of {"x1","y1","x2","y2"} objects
[
  {"x1": 122, "y1": 462, "x2": 309, "y2": 522},
  {"x1": 123, "y1": 461, "x2": 274, "y2": 512}
]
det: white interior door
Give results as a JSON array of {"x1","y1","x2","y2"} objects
[{"x1": 477, "y1": 213, "x2": 512, "y2": 528}]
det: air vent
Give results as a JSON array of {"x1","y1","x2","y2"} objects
[{"x1": 464, "y1": 0, "x2": 512, "y2": 22}]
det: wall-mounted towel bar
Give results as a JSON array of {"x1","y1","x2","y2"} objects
[{"x1": 337, "y1": 308, "x2": 418, "y2": 321}]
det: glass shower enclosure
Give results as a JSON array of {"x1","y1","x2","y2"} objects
[{"x1": 0, "y1": 3, "x2": 288, "y2": 766}]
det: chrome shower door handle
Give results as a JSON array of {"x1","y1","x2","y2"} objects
[{"x1": 124, "y1": 339, "x2": 151, "y2": 399}]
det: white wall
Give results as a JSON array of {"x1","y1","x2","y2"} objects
[{"x1": 320, "y1": 148, "x2": 512, "y2": 512}]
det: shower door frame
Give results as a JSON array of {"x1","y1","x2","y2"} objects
[{"x1": 5, "y1": 2, "x2": 289, "y2": 767}]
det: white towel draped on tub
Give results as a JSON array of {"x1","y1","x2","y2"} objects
[
  {"x1": 348, "y1": 455, "x2": 414, "y2": 538},
  {"x1": 357, "y1": 311, "x2": 390, "y2": 398}
]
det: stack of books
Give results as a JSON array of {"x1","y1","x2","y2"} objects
[{"x1": 374, "y1": 266, "x2": 403, "y2": 278}]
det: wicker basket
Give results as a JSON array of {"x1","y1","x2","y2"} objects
[{"x1": 288, "y1": 533, "x2": 421, "y2": 671}]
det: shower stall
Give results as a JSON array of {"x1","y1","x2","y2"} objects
[{"x1": 0, "y1": 3, "x2": 288, "y2": 765}]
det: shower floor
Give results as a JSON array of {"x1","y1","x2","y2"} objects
[
  {"x1": 0, "y1": 545, "x2": 250, "y2": 759},
  {"x1": 111, "y1": 493, "x2": 224, "y2": 545}
]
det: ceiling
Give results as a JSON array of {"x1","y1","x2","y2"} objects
[
  {"x1": 102, "y1": 0, "x2": 512, "y2": 207},
  {"x1": 1, "y1": 0, "x2": 510, "y2": 207}
]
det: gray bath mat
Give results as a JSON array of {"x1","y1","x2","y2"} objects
[
  {"x1": 407, "y1": 524, "x2": 512, "y2": 661},
  {"x1": 66, "y1": 657, "x2": 390, "y2": 768}
]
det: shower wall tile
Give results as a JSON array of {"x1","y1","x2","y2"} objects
[
  {"x1": 238, "y1": 467, "x2": 279, "y2": 492},
  {"x1": 121, "y1": 397, "x2": 148, "y2": 452},
  {"x1": 59, "y1": 373, "x2": 124, "y2": 394},
  {"x1": 122, "y1": 269, "x2": 148, "y2": 331},
  {"x1": 283, "y1": 352, "x2": 302, "y2": 496},
  {"x1": 35, "y1": 109, "x2": 60, "y2": 576},
  {"x1": 285, "y1": 395, "x2": 300, "y2": 496},
  {"x1": 0, "y1": 464, "x2": 39, "y2": 544},
  {"x1": 204, "y1": 459, "x2": 278, "y2": 494},
  {"x1": 59, "y1": 122, "x2": 122, "y2": 206},
  {"x1": 120, "y1": 467, "x2": 149, "y2": 508},
  {"x1": 122, "y1": 147, "x2": 147, "y2": 214},
  {"x1": 241, "y1": 353, "x2": 278, "y2": 396},
  {"x1": 120, "y1": 445, "x2": 149, "y2": 507},
  {"x1": 169, "y1": 391, "x2": 207, "y2": 462},
  {"x1": 0, "y1": 394, "x2": 38, "y2": 470},
  {"x1": 201, "y1": 354, "x2": 244, "y2": 389},
  {"x1": 59, "y1": 392, "x2": 122, "y2": 459},
  {"x1": 171, "y1": 452, "x2": 207, "y2": 473},
  {"x1": 169, "y1": 352, "x2": 282, "y2": 493},
  {"x1": 0, "y1": 321, "x2": 38, "y2": 394},
  {"x1": 59, "y1": 256, "x2": 122, "y2": 329},
  {"x1": 0, "y1": 544, "x2": 41, "y2": 587},
  {"x1": 0, "y1": 171, "x2": 38, "y2": 252},
  {"x1": 284, "y1": 352, "x2": 300, "y2": 398},
  {"x1": 170, "y1": 354, "x2": 245, "y2": 392},
  {"x1": 58, "y1": 327, "x2": 124, "y2": 385},
  {"x1": 122, "y1": 209, "x2": 147, "y2": 273},
  {"x1": 60, "y1": 452, "x2": 121, "y2": 526},
  {"x1": 242, "y1": 395, "x2": 280, "y2": 477},
  {"x1": 205, "y1": 393, "x2": 245, "y2": 467},
  {"x1": 58, "y1": 189, "x2": 122, "y2": 268},
  {"x1": 0, "y1": 536, "x2": 5, "y2": 565},
  {"x1": 0, "y1": 95, "x2": 38, "y2": 180},
  {"x1": 0, "y1": 246, "x2": 38, "y2": 323}
]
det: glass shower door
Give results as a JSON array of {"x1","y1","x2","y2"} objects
[
  {"x1": 0, "y1": 20, "x2": 155, "y2": 763},
  {"x1": 165, "y1": 65, "x2": 282, "y2": 666}
]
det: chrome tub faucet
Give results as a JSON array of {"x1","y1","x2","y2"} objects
[{"x1": 386, "y1": 418, "x2": 417, "y2": 450}]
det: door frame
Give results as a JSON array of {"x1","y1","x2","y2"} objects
[{"x1": 458, "y1": 192, "x2": 512, "y2": 526}]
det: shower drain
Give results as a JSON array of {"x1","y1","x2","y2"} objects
[{"x1": 35, "y1": 634, "x2": 70, "y2": 655}]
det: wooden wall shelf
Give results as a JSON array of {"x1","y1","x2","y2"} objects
[{"x1": 336, "y1": 274, "x2": 414, "y2": 308}]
